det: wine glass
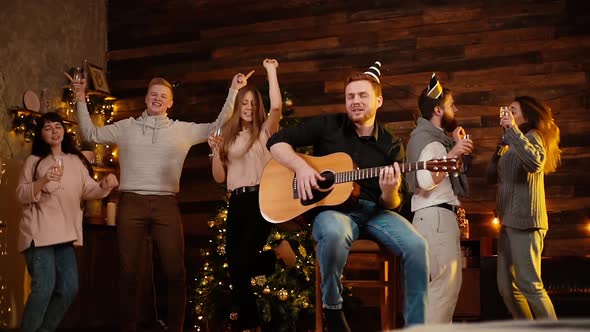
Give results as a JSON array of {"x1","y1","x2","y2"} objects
[
  {"x1": 53, "y1": 158, "x2": 64, "y2": 189},
  {"x1": 208, "y1": 127, "x2": 222, "y2": 158}
]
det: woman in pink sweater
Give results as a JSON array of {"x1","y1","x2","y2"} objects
[{"x1": 16, "y1": 112, "x2": 118, "y2": 332}]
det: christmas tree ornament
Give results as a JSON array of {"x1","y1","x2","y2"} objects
[
  {"x1": 274, "y1": 232, "x2": 282, "y2": 240},
  {"x1": 217, "y1": 244, "x2": 226, "y2": 255},
  {"x1": 253, "y1": 275, "x2": 267, "y2": 286},
  {"x1": 194, "y1": 304, "x2": 202, "y2": 314},
  {"x1": 263, "y1": 286, "x2": 271, "y2": 294},
  {"x1": 278, "y1": 288, "x2": 289, "y2": 301},
  {"x1": 207, "y1": 220, "x2": 215, "y2": 228},
  {"x1": 298, "y1": 244, "x2": 307, "y2": 257},
  {"x1": 229, "y1": 312, "x2": 238, "y2": 321},
  {"x1": 262, "y1": 244, "x2": 272, "y2": 251}
]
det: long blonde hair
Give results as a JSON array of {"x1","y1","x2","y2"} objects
[
  {"x1": 219, "y1": 85, "x2": 267, "y2": 162},
  {"x1": 515, "y1": 96, "x2": 561, "y2": 174}
]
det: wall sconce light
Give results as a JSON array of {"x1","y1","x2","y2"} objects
[{"x1": 492, "y1": 210, "x2": 499, "y2": 225}]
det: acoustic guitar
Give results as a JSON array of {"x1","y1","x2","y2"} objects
[{"x1": 259, "y1": 152, "x2": 462, "y2": 223}]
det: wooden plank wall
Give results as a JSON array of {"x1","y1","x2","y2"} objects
[{"x1": 107, "y1": 0, "x2": 590, "y2": 256}]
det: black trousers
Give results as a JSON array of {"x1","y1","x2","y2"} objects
[{"x1": 226, "y1": 190, "x2": 276, "y2": 330}]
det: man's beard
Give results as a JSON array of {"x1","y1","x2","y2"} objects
[{"x1": 441, "y1": 112, "x2": 458, "y2": 132}]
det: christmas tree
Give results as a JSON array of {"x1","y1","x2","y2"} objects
[{"x1": 192, "y1": 204, "x2": 317, "y2": 332}]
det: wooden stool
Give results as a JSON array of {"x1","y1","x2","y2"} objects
[{"x1": 315, "y1": 239, "x2": 398, "y2": 331}]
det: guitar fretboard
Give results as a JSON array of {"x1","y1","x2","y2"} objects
[{"x1": 333, "y1": 160, "x2": 458, "y2": 183}]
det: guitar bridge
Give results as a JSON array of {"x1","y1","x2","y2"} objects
[{"x1": 293, "y1": 177, "x2": 299, "y2": 199}]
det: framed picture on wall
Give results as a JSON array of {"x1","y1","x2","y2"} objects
[{"x1": 87, "y1": 62, "x2": 110, "y2": 94}]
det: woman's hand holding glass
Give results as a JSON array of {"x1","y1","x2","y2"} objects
[
  {"x1": 42, "y1": 158, "x2": 64, "y2": 191},
  {"x1": 500, "y1": 106, "x2": 516, "y2": 129},
  {"x1": 208, "y1": 128, "x2": 223, "y2": 158},
  {"x1": 43, "y1": 166, "x2": 62, "y2": 186}
]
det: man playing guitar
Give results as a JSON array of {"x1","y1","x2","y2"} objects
[{"x1": 266, "y1": 62, "x2": 429, "y2": 331}]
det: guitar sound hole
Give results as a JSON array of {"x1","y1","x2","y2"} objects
[
  {"x1": 318, "y1": 171, "x2": 335, "y2": 190},
  {"x1": 300, "y1": 171, "x2": 335, "y2": 206}
]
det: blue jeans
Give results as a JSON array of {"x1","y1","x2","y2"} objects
[
  {"x1": 21, "y1": 242, "x2": 79, "y2": 332},
  {"x1": 313, "y1": 199, "x2": 428, "y2": 326}
]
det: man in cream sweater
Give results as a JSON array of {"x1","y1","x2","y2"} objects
[{"x1": 71, "y1": 73, "x2": 250, "y2": 332}]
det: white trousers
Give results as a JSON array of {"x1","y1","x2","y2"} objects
[{"x1": 413, "y1": 206, "x2": 462, "y2": 323}]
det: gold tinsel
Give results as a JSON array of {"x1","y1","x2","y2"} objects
[{"x1": 298, "y1": 244, "x2": 307, "y2": 257}]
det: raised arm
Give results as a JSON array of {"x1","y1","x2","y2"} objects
[
  {"x1": 505, "y1": 127, "x2": 546, "y2": 173},
  {"x1": 262, "y1": 59, "x2": 282, "y2": 136},
  {"x1": 187, "y1": 70, "x2": 255, "y2": 145},
  {"x1": 70, "y1": 77, "x2": 121, "y2": 144},
  {"x1": 500, "y1": 110, "x2": 545, "y2": 173}
]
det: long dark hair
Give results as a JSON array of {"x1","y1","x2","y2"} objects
[
  {"x1": 514, "y1": 96, "x2": 561, "y2": 174},
  {"x1": 31, "y1": 112, "x2": 94, "y2": 180}
]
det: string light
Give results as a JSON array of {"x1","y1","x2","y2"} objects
[{"x1": 10, "y1": 85, "x2": 116, "y2": 147}]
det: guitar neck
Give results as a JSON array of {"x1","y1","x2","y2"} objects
[{"x1": 334, "y1": 162, "x2": 426, "y2": 184}]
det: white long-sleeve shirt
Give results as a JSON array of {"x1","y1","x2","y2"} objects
[
  {"x1": 411, "y1": 141, "x2": 460, "y2": 212},
  {"x1": 76, "y1": 88, "x2": 237, "y2": 195}
]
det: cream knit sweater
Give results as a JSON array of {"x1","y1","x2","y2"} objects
[{"x1": 76, "y1": 88, "x2": 237, "y2": 195}]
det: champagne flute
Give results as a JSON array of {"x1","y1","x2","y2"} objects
[
  {"x1": 462, "y1": 133, "x2": 472, "y2": 173},
  {"x1": 463, "y1": 133, "x2": 472, "y2": 155},
  {"x1": 54, "y1": 157, "x2": 64, "y2": 189},
  {"x1": 208, "y1": 127, "x2": 222, "y2": 158},
  {"x1": 499, "y1": 106, "x2": 509, "y2": 142},
  {"x1": 72, "y1": 67, "x2": 83, "y2": 82}
]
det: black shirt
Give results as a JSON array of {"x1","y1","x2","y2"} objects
[{"x1": 267, "y1": 113, "x2": 408, "y2": 206}]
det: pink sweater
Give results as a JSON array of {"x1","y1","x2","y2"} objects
[{"x1": 16, "y1": 154, "x2": 111, "y2": 252}]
